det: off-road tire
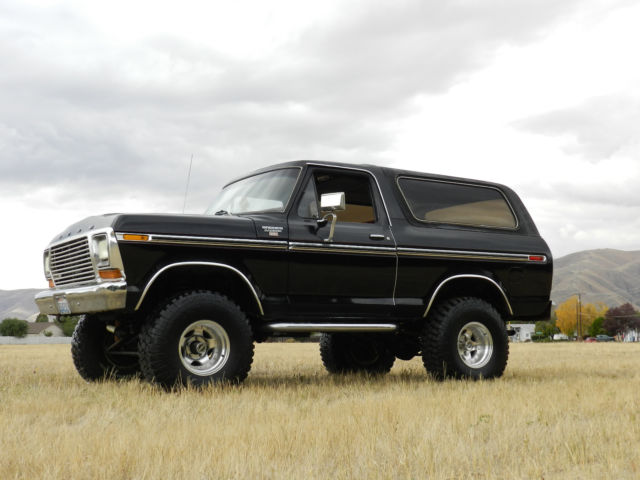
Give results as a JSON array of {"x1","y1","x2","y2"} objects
[
  {"x1": 422, "y1": 297, "x2": 509, "y2": 380},
  {"x1": 138, "y1": 291, "x2": 254, "y2": 388},
  {"x1": 71, "y1": 315, "x2": 140, "y2": 381},
  {"x1": 320, "y1": 333, "x2": 395, "y2": 374}
]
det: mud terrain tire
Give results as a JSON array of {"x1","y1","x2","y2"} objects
[
  {"x1": 138, "y1": 291, "x2": 254, "y2": 388},
  {"x1": 71, "y1": 315, "x2": 140, "y2": 381},
  {"x1": 320, "y1": 333, "x2": 395, "y2": 374},
  {"x1": 422, "y1": 297, "x2": 509, "y2": 380}
]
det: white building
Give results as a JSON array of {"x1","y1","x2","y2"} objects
[{"x1": 509, "y1": 323, "x2": 535, "y2": 342}]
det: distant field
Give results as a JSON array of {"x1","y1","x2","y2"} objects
[{"x1": 1, "y1": 342, "x2": 639, "y2": 479}]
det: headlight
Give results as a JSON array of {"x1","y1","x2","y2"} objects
[
  {"x1": 91, "y1": 234, "x2": 110, "y2": 268},
  {"x1": 43, "y1": 250, "x2": 51, "y2": 279}
]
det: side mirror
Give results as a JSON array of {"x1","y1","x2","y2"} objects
[
  {"x1": 319, "y1": 192, "x2": 345, "y2": 243},
  {"x1": 320, "y1": 192, "x2": 346, "y2": 212}
]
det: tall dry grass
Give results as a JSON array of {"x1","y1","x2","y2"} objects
[{"x1": 1, "y1": 342, "x2": 639, "y2": 479}]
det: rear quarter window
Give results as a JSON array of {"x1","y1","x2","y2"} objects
[{"x1": 397, "y1": 177, "x2": 517, "y2": 229}]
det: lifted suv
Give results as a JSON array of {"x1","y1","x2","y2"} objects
[{"x1": 36, "y1": 161, "x2": 552, "y2": 387}]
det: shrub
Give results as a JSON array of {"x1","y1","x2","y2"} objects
[
  {"x1": 531, "y1": 333, "x2": 552, "y2": 342},
  {"x1": 0, "y1": 318, "x2": 29, "y2": 338},
  {"x1": 35, "y1": 314, "x2": 50, "y2": 323},
  {"x1": 57, "y1": 316, "x2": 81, "y2": 337},
  {"x1": 534, "y1": 320, "x2": 559, "y2": 340},
  {"x1": 44, "y1": 331, "x2": 53, "y2": 337}
]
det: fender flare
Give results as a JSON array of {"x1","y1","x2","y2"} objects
[
  {"x1": 134, "y1": 261, "x2": 264, "y2": 316},
  {"x1": 423, "y1": 274, "x2": 513, "y2": 318}
]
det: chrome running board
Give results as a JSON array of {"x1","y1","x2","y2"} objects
[{"x1": 264, "y1": 323, "x2": 397, "y2": 333}]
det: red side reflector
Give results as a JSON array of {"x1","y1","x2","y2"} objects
[{"x1": 529, "y1": 255, "x2": 546, "y2": 262}]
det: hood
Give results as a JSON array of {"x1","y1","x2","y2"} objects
[
  {"x1": 112, "y1": 213, "x2": 256, "y2": 239},
  {"x1": 50, "y1": 214, "x2": 120, "y2": 243},
  {"x1": 49, "y1": 213, "x2": 258, "y2": 244}
]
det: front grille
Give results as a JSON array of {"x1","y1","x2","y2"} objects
[{"x1": 49, "y1": 237, "x2": 96, "y2": 287}]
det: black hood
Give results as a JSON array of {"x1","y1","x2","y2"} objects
[
  {"x1": 113, "y1": 213, "x2": 256, "y2": 238},
  {"x1": 50, "y1": 213, "x2": 257, "y2": 243},
  {"x1": 50, "y1": 214, "x2": 120, "y2": 243}
]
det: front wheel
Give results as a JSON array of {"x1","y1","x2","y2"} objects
[
  {"x1": 138, "y1": 291, "x2": 254, "y2": 388},
  {"x1": 421, "y1": 297, "x2": 509, "y2": 380},
  {"x1": 71, "y1": 315, "x2": 140, "y2": 381}
]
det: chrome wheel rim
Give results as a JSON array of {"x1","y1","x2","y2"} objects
[
  {"x1": 457, "y1": 322, "x2": 493, "y2": 369},
  {"x1": 178, "y1": 320, "x2": 230, "y2": 376}
]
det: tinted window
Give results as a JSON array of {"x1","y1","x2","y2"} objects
[{"x1": 398, "y1": 177, "x2": 517, "y2": 229}]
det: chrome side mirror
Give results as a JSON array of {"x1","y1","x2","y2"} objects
[
  {"x1": 320, "y1": 192, "x2": 346, "y2": 212},
  {"x1": 319, "y1": 192, "x2": 345, "y2": 243}
]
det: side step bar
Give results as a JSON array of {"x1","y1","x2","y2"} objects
[{"x1": 264, "y1": 323, "x2": 397, "y2": 333}]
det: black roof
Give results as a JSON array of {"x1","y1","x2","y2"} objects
[{"x1": 234, "y1": 160, "x2": 513, "y2": 192}]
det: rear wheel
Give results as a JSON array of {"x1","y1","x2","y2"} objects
[
  {"x1": 422, "y1": 297, "x2": 509, "y2": 380},
  {"x1": 320, "y1": 333, "x2": 395, "y2": 374},
  {"x1": 138, "y1": 291, "x2": 254, "y2": 388},
  {"x1": 71, "y1": 315, "x2": 140, "y2": 381}
]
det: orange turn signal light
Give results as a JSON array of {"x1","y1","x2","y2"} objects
[
  {"x1": 122, "y1": 234, "x2": 149, "y2": 241},
  {"x1": 99, "y1": 269, "x2": 123, "y2": 280},
  {"x1": 48, "y1": 279, "x2": 55, "y2": 288}
]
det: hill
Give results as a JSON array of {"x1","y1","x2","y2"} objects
[
  {"x1": 0, "y1": 289, "x2": 41, "y2": 321},
  {"x1": 551, "y1": 249, "x2": 640, "y2": 308}
]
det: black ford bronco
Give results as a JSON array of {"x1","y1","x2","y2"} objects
[{"x1": 36, "y1": 161, "x2": 552, "y2": 387}]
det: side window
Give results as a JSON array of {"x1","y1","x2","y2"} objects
[
  {"x1": 397, "y1": 177, "x2": 517, "y2": 229},
  {"x1": 297, "y1": 170, "x2": 377, "y2": 223}
]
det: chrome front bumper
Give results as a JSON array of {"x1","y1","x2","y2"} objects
[{"x1": 34, "y1": 281, "x2": 127, "y2": 316}]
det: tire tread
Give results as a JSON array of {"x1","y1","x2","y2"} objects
[
  {"x1": 138, "y1": 290, "x2": 254, "y2": 387},
  {"x1": 422, "y1": 297, "x2": 509, "y2": 380},
  {"x1": 319, "y1": 333, "x2": 395, "y2": 375}
]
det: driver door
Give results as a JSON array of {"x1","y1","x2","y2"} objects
[{"x1": 287, "y1": 167, "x2": 397, "y2": 318}]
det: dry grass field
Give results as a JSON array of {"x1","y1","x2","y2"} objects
[{"x1": 1, "y1": 342, "x2": 639, "y2": 479}]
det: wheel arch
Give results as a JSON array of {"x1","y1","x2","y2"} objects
[
  {"x1": 134, "y1": 262, "x2": 264, "y2": 317},
  {"x1": 423, "y1": 274, "x2": 513, "y2": 320}
]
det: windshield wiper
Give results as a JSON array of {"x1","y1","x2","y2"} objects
[{"x1": 214, "y1": 210, "x2": 230, "y2": 216}]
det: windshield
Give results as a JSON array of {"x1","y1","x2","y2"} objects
[{"x1": 206, "y1": 168, "x2": 300, "y2": 215}]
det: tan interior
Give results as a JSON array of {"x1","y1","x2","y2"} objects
[
  {"x1": 326, "y1": 204, "x2": 376, "y2": 223},
  {"x1": 423, "y1": 199, "x2": 515, "y2": 228}
]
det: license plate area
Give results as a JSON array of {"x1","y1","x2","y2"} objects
[{"x1": 55, "y1": 296, "x2": 71, "y2": 315}]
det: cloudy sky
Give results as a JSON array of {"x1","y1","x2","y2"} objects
[{"x1": 1, "y1": 0, "x2": 639, "y2": 290}]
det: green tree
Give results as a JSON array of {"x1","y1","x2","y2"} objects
[
  {"x1": 587, "y1": 316, "x2": 607, "y2": 337},
  {"x1": 535, "y1": 320, "x2": 558, "y2": 339},
  {"x1": 0, "y1": 318, "x2": 29, "y2": 338}
]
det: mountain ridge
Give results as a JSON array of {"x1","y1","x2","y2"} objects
[
  {"x1": 550, "y1": 248, "x2": 640, "y2": 308},
  {"x1": 0, "y1": 289, "x2": 42, "y2": 321}
]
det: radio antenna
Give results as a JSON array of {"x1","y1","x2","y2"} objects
[{"x1": 182, "y1": 154, "x2": 194, "y2": 213}]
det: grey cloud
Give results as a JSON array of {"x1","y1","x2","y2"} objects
[
  {"x1": 515, "y1": 169, "x2": 640, "y2": 257},
  {"x1": 0, "y1": 0, "x2": 611, "y2": 211},
  {"x1": 285, "y1": 0, "x2": 587, "y2": 108},
  {"x1": 514, "y1": 95, "x2": 640, "y2": 161},
  {"x1": 521, "y1": 177, "x2": 640, "y2": 208}
]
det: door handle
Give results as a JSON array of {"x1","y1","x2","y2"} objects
[{"x1": 369, "y1": 234, "x2": 386, "y2": 241}]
